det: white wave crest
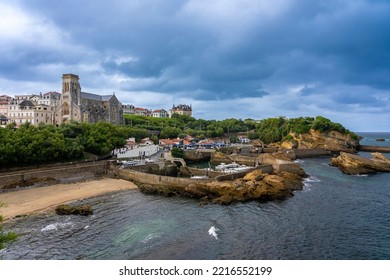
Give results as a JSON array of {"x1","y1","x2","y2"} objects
[
  {"x1": 303, "y1": 176, "x2": 321, "y2": 190},
  {"x1": 141, "y1": 233, "x2": 160, "y2": 244},
  {"x1": 41, "y1": 222, "x2": 73, "y2": 232},
  {"x1": 208, "y1": 226, "x2": 219, "y2": 240},
  {"x1": 304, "y1": 176, "x2": 321, "y2": 183}
]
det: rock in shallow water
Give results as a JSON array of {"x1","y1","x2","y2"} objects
[
  {"x1": 55, "y1": 204, "x2": 93, "y2": 216},
  {"x1": 331, "y1": 152, "x2": 390, "y2": 175}
]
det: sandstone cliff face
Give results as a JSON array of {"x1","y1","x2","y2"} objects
[
  {"x1": 281, "y1": 129, "x2": 359, "y2": 152},
  {"x1": 331, "y1": 152, "x2": 390, "y2": 175}
]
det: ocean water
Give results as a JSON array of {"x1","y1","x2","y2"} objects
[{"x1": 1, "y1": 133, "x2": 390, "y2": 260}]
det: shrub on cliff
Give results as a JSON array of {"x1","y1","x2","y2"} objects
[{"x1": 256, "y1": 116, "x2": 357, "y2": 144}]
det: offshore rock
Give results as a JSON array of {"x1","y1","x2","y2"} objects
[
  {"x1": 331, "y1": 152, "x2": 390, "y2": 175},
  {"x1": 55, "y1": 204, "x2": 94, "y2": 216}
]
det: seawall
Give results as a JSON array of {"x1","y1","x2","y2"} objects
[
  {"x1": 358, "y1": 145, "x2": 390, "y2": 153},
  {"x1": 0, "y1": 161, "x2": 108, "y2": 191}
]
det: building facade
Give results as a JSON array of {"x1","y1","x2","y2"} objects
[
  {"x1": 7, "y1": 98, "x2": 55, "y2": 125},
  {"x1": 123, "y1": 104, "x2": 135, "y2": 115},
  {"x1": 0, "y1": 95, "x2": 11, "y2": 116},
  {"x1": 3, "y1": 74, "x2": 123, "y2": 126},
  {"x1": 55, "y1": 74, "x2": 123, "y2": 125},
  {"x1": 170, "y1": 104, "x2": 192, "y2": 117},
  {"x1": 152, "y1": 109, "x2": 168, "y2": 118}
]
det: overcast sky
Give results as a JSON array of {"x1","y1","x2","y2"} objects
[{"x1": 1, "y1": 0, "x2": 389, "y2": 131}]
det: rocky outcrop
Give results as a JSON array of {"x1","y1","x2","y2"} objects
[
  {"x1": 55, "y1": 204, "x2": 94, "y2": 216},
  {"x1": 210, "y1": 151, "x2": 234, "y2": 165},
  {"x1": 137, "y1": 169, "x2": 304, "y2": 205},
  {"x1": 183, "y1": 150, "x2": 213, "y2": 162},
  {"x1": 281, "y1": 129, "x2": 359, "y2": 153},
  {"x1": 330, "y1": 152, "x2": 390, "y2": 175}
]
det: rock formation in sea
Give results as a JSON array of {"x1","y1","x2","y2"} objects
[
  {"x1": 136, "y1": 167, "x2": 305, "y2": 205},
  {"x1": 330, "y1": 152, "x2": 390, "y2": 175},
  {"x1": 55, "y1": 204, "x2": 94, "y2": 216},
  {"x1": 280, "y1": 129, "x2": 359, "y2": 153}
]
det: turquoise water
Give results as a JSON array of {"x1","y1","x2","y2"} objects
[{"x1": 1, "y1": 133, "x2": 390, "y2": 260}]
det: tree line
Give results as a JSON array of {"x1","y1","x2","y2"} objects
[
  {"x1": 0, "y1": 121, "x2": 149, "y2": 168},
  {"x1": 0, "y1": 115, "x2": 356, "y2": 168}
]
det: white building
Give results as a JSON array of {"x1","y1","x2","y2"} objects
[
  {"x1": 123, "y1": 104, "x2": 135, "y2": 115},
  {"x1": 7, "y1": 99, "x2": 55, "y2": 126},
  {"x1": 152, "y1": 109, "x2": 168, "y2": 118}
]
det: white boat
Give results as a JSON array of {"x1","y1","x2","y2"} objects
[
  {"x1": 191, "y1": 175, "x2": 209, "y2": 179},
  {"x1": 215, "y1": 162, "x2": 240, "y2": 171},
  {"x1": 215, "y1": 162, "x2": 250, "y2": 173}
]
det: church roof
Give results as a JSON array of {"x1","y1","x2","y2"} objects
[
  {"x1": 81, "y1": 92, "x2": 114, "y2": 102},
  {"x1": 81, "y1": 92, "x2": 103, "y2": 101},
  {"x1": 101, "y1": 95, "x2": 113, "y2": 101}
]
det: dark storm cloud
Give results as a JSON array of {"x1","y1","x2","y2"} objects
[{"x1": 1, "y1": 0, "x2": 390, "y2": 130}]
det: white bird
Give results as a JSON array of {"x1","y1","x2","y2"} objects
[{"x1": 208, "y1": 226, "x2": 219, "y2": 240}]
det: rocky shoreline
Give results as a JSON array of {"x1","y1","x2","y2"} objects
[
  {"x1": 134, "y1": 168, "x2": 305, "y2": 205},
  {"x1": 112, "y1": 151, "x2": 307, "y2": 205}
]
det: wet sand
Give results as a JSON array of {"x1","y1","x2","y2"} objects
[{"x1": 0, "y1": 178, "x2": 138, "y2": 220}]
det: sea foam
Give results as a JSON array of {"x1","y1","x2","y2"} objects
[
  {"x1": 208, "y1": 226, "x2": 219, "y2": 240},
  {"x1": 303, "y1": 176, "x2": 321, "y2": 190},
  {"x1": 41, "y1": 222, "x2": 73, "y2": 232}
]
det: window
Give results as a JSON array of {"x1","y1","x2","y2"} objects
[{"x1": 63, "y1": 102, "x2": 69, "y2": 115}]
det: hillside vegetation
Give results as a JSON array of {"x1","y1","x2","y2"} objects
[{"x1": 0, "y1": 115, "x2": 357, "y2": 168}]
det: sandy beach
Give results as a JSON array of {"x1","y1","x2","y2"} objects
[{"x1": 0, "y1": 178, "x2": 138, "y2": 220}]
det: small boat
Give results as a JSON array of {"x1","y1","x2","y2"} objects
[
  {"x1": 215, "y1": 162, "x2": 240, "y2": 171},
  {"x1": 215, "y1": 162, "x2": 250, "y2": 173},
  {"x1": 191, "y1": 175, "x2": 209, "y2": 179}
]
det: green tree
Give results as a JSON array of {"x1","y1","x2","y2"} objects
[
  {"x1": 160, "y1": 126, "x2": 183, "y2": 139},
  {"x1": 171, "y1": 147, "x2": 184, "y2": 158}
]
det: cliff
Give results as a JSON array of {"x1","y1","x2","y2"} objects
[
  {"x1": 330, "y1": 152, "x2": 390, "y2": 175},
  {"x1": 281, "y1": 129, "x2": 359, "y2": 153}
]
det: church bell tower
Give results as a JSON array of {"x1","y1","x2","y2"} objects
[{"x1": 61, "y1": 74, "x2": 81, "y2": 122}]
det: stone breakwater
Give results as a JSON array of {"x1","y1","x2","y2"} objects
[{"x1": 357, "y1": 145, "x2": 390, "y2": 153}]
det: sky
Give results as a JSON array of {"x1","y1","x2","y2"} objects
[{"x1": 0, "y1": 0, "x2": 389, "y2": 132}]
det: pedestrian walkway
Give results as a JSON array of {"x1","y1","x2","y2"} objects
[
  {"x1": 163, "y1": 152, "x2": 186, "y2": 167},
  {"x1": 115, "y1": 145, "x2": 160, "y2": 159}
]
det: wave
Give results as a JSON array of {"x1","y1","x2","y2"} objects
[
  {"x1": 41, "y1": 221, "x2": 73, "y2": 232},
  {"x1": 303, "y1": 176, "x2": 321, "y2": 190},
  {"x1": 294, "y1": 159, "x2": 305, "y2": 163},
  {"x1": 208, "y1": 226, "x2": 219, "y2": 240},
  {"x1": 141, "y1": 233, "x2": 160, "y2": 244}
]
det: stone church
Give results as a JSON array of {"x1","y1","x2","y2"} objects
[{"x1": 56, "y1": 74, "x2": 123, "y2": 125}]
